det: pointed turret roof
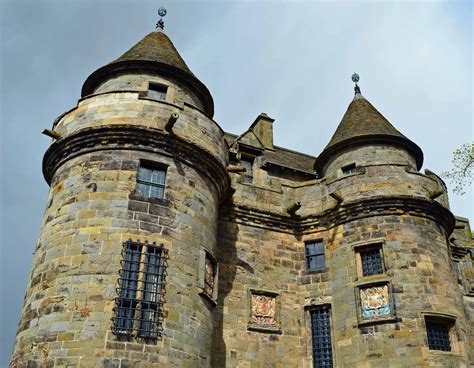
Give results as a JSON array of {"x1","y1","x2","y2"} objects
[
  {"x1": 81, "y1": 30, "x2": 214, "y2": 117},
  {"x1": 113, "y1": 31, "x2": 193, "y2": 75},
  {"x1": 314, "y1": 93, "x2": 423, "y2": 172}
]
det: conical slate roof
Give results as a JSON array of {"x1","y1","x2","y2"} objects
[
  {"x1": 113, "y1": 31, "x2": 194, "y2": 76},
  {"x1": 81, "y1": 30, "x2": 214, "y2": 117},
  {"x1": 314, "y1": 93, "x2": 423, "y2": 172}
]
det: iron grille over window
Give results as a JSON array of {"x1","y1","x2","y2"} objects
[
  {"x1": 113, "y1": 240, "x2": 168, "y2": 341},
  {"x1": 136, "y1": 162, "x2": 166, "y2": 199},
  {"x1": 360, "y1": 248, "x2": 383, "y2": 276},
  {"x1": 306, "y1": 241, "x2": 325, "y2": 270},
  {"x1": 310, "y1": 307, "x2": 333, "y2": 368},
  {"x1": 426, "y1": 320, "x2": 452, "y2": 351},
  {"x1": 147, "y1": 83, "x2": 167, "y2": 101}
]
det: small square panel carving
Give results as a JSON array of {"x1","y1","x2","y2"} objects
[
  {"x1": 360, "y1": 284, "x2": 392, "y2": 320},
  {"x1": 248, "y1": 290, "x2": 280, "y2": 332},
  {"x1": 204, "y1": 255, "x2": 216, "y2": 297}
]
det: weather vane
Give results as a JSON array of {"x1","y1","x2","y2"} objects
[
  {"x1": 352, "y1": 72, "x2": 361, "y2": 94},
  {"x1": 156, "y1": 7, "x2": 167, "y2": 30}
]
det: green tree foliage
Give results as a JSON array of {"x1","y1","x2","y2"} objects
[{"x1": 442, "y1": 142, "x2": 474, "y2": 195}]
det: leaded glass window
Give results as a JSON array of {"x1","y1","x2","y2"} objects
[
  {"x1": 113, "y1": 241, "x2": 168, "y2": 341},
  {"x1": 306, "y1": 240, "x2": 325, "y2": 271},
  {"x1": 310, "y1": 307, "x2": 333, "y2": 368},
  {"x1": 360, "y1": 248, "x2": 384, "y2": 276},
  {"x1": 136, "y1": 162, "x2": 166, "y2": 199},
  {"x1": 426, "y1": 320, "x2": 452, "y2": 351}
]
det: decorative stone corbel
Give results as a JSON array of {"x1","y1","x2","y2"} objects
[
  {"x1": 330, "y1": 191, "x2": 343, "y2": 204},
  {"x1": 286, "y1": 202, "x2": 301, "y2": 217}
]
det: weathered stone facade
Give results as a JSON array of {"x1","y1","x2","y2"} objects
[{"x1": 10, "y1": 26, "x2": 473, "y2": 368}]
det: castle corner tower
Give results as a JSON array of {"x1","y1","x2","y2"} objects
[{"x1": 11, "y1": 13, "x2": 230, "y2": 367}]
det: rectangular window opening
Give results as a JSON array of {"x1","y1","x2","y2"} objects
[
  {"x1": 306, "y1": 240, "x2": 325, "y2": 271},
  {"x1": 310, "y1": 306, "x2": 333, "y2": 368},
  {"x1": 240, "y1": 156, "x2": 254, "y2": 183},
  {"x1": 341, "y1": 163, "x2": 357, "y2": 175},
  {"x1": 136, "y1": 161, "x2": 166, "y2": 200},
  {"x1": 425, "y1": 317, "x2": 454, "y2": 352},
  {"x1": 147, "y1": 83, "x2": 168, "y2": 101},
  {"x1": 113, "y1": 241, "x2": 168, "y2": 342},
  {"x1": 360, "y1": 247, "x2": 384, "y2": 276}
]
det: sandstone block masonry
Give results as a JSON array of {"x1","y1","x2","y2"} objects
[{"x1": 10, "y1": 26, "x2": 473, "y2": 367}]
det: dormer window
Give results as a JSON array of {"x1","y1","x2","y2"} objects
[
  {"x1": 147, "y1": 82, "x2": 168, "y2": 101},
  {"x1": 341, "y1": 163, "x2": 356, "y2": 175}
]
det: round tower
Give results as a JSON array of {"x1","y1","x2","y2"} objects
[
  {"x1": 11, "y1": 20, "x2": 229, "y2": 367},
  {"x1": 310, "y1": 82, "x2": 470, "y2": 366}
]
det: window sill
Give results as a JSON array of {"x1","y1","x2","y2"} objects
[
  {"x1": 426, "y1": 349, "x2": 463, "y2": 357},
  {"x1": 304, "y1": 267, "x2": 328, "y2": 275},
  {"x1": 354, "y1": 275, "x2": 390, "y2": 287},
  {"x1": 129, "y1": 193, "x2": 171, "y2": 206}
]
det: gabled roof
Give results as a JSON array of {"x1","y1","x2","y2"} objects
[
  {"x1": 81, "y1": 30, "x2": 214, "y2": 117},
  {"x1": 315, "y1": 93, "x2": 423, "y2": 172}
]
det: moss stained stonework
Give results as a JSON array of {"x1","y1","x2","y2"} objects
[{"x1": 10, "y1": 27, "x2": 473, "y2": 368}]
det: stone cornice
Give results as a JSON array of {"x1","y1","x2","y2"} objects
[
  {"x1": 42, "y1": 125, "x2": 230, "y2": 201},
  {"x1": 221, "y1": 195, "x2": 455, "y2": 235}
]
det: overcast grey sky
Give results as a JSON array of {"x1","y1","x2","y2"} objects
[{"x1": 1, "y1": 0, "x2": 472, "y2": 363}]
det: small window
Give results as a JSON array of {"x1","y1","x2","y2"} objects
[
  {"x1": 425, "y1": 317, "x2": 455, "y2": 352},
  {"x1": 136, "y1": 161, "x2": 166, "y2": 199},
  {"x1": 147, "y1": 83, "x2": 168, "y2": 101},
  {"x1": 306, "y1": 240, "x2": 325, "y2": 271},
  {"x1": 113, "y1": 241, "x2": 168, "y2": 341},
  {"x1": 310, "y1": 306, "x2": 333, "y2": 368},
  {"x1": 360, "y1": 247, "x2": 384, "y2": 276},
  {"x1": 341, "y1": 163, "x2": 356, "y2": 175},
  {"x1": 355, "y1": 244, "x2": 385, "y2": 278},
  {"x1": 240, "y1": 156, "x2": 254, "y2": 183}
]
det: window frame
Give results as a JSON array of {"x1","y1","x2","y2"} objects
[
  {"x1": 341, "y1": 163, "x2": 357, "y2": 175},
  {"x1": 147, "y1": 82, "x2": 168, "y2": 102},
  {"x1": 305, "y1": 240, "x2": 325, "y2": 272},
  {"x1": 423, "y1": 314, "x2": 459, "y2": 354},
  {"x1": 112, "y1": 240, "x2": 169, "y2": 342},
  {"x1": 353, "y1": 241, "x2": 386, "y2": 279},
  {"x1": 135, "y1": 160, "x2": 167, "y2": 200},
  {"x1": 239, "y1": 154, "x2": 255, "y2": 184},
  {"x1": 307, "y1": 304, "x2": 334, "y2": 368}
]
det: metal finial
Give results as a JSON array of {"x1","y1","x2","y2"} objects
[
  {"x1": 352, "y1": 73, "x2": 361, "y2": 94},
  {"x1": 156, "y1": 7, "x2": 167, "y2": 30}
]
